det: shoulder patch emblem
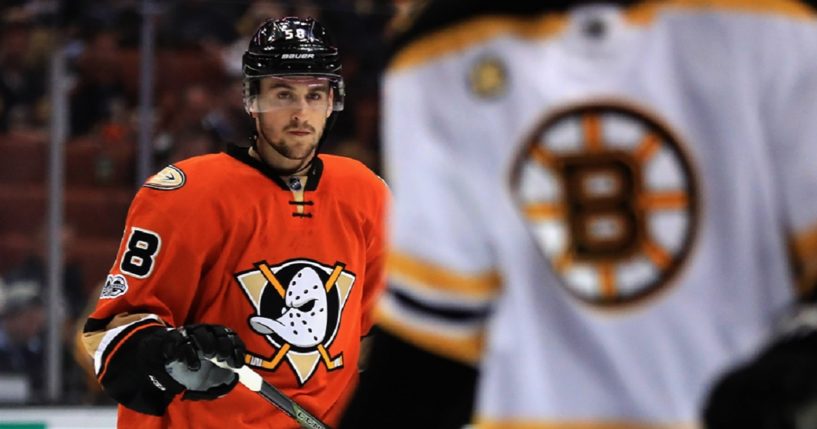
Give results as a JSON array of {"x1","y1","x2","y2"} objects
[
  {"x1": 469, "y1": 55, "x2": 508, "y2": 99},
  {"x1": 100, "y1": 274, "x2": 129, "y2": 299},
  {"x1": 144, "y1": 165, "x2": 186, "y2": 190}
]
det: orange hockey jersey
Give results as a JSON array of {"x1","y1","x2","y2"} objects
[{"x1": 83, "y1": 145, "x2": 388, "y2": 428}]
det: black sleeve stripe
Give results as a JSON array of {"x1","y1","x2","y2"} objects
[
  {"x1": 84, "y1": 316, "x2": 114, "y2": 333},
  {"x1": 389, "y1": 288, "x2": 491, "y2": 322}
]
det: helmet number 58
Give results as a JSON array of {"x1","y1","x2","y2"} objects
[{"x1": 284, "y1": 29, "x2": 307, "y2": 39}]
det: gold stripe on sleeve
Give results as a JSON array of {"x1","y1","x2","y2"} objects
[
  {"x1": 388, "y1": 251, "x2": 501, "y2": 299},
  {"x1": 81, "y1": 312, "x2": 162, "y2": 357}
]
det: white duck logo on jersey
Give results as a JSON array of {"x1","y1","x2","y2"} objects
[
  {"x1": 512, "y1": 101, "x2": 699, "y2": 307},
  {"x1": 235, "y1": 259, "x2": 355, "y2": 384}
]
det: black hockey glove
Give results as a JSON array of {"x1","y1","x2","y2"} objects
[
  {"x1": 704, "y1": 307, "x2": 817, "y2": 429},
  {"x1": 141, "y1": 324, "x2": 246, "y2": 401}
]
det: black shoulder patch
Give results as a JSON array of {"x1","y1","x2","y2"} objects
[{"x1": 144, "y1": 165, "x2": 186, "y2": 191}]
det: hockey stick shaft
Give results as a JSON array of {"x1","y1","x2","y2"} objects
[{"x1": 210, "y1": 359, "x2": 330, "y2": 429}]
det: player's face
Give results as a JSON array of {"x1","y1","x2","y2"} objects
[{"x1": 251, "y1": 76, "x2": 334, "y2": 172}]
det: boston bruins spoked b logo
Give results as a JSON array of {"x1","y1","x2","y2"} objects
[
  {"x1": 512, "y1": 101, "x2": 699, "y2": 306},
  {"x1": 235, "y1": 259, "x2": 355, "y2": 384}
]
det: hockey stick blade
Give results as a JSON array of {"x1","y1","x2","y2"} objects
[{"x1": 209, "y1": 358, "x2": 330, "y2": 429}]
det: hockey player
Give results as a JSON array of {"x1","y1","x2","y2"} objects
[
  {"x1": 82, "y1": 17, "x2": 388, "y2": 428},
  {"x1": 340, "y1": 1, "x2": 817, "y2": 428}
]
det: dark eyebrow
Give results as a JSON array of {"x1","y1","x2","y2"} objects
[
  {"x1": 267, "y1": 82, "x2": 329, "y2": 93},
  {"x1": 269, "y1": 82, "x2": 295, "y2": 90}
]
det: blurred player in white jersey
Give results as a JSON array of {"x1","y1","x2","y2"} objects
[{"x1": 340, "y1": 1, "x2": 817, "y2": 428}]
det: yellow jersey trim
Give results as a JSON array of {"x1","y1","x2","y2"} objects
[
  {"x1": 389, "y1": 251, "x2": 502, "y2": 298},
  {"x1": 391, "y1": 14, "x2": 566, "y2": 71},
  {"x1": 389, "y1": 0, "x2": 815, "y2": 72},
  {"x1": 627, "y1": 0, "x2": 815, "y2": 25}
]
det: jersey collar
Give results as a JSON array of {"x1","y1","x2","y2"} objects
[{"x1": 226, "y1": 144, "x2": 324, "y2": 191}]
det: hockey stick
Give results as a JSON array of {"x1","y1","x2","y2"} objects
[{"x1": 210, "y1": 358, "x2": 330, "y2": 429}]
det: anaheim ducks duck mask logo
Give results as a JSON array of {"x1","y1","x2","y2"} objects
[{"x1": 235, "y1": 259, "x2": 355, "y2": 384}]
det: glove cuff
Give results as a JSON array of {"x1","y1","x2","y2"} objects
[{"x1": 138, "y1": 327, "x2": 186, "y2": 396}]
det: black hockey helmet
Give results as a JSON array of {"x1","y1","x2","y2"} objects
[{"x1": 242, "y1": 17, "x2": 345, "y2": 113}]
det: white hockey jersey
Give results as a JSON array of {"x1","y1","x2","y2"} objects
[{"x1": 377, "y1": 1, "x2": 817, "y2": 428}]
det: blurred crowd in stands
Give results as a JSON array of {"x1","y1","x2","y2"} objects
[{"x1": 0, "y1": 0, "x2": 400, "y2": 405}]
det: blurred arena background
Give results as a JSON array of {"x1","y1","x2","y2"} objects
[{"x1": 0, "y1": 1, "x2": 408, "y2": 425}]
